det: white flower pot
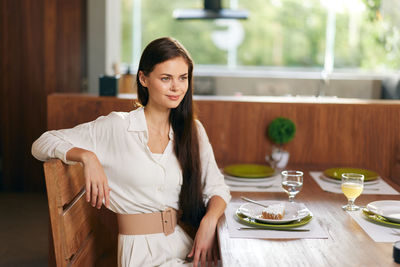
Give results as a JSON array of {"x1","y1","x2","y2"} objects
[{"x1": 266, "y1": 147, "x2": 290, "y2": 169}]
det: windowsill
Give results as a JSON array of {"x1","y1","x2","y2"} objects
[
  {"x1": 117, "y1": 93, "x2": 400, "y2": 104},
  {"x1": 122, "y1": 63, "x2": 398, "y2": 80},
  {"x1": 193, "y1": 65, "x2": 398, "y2": 80}
]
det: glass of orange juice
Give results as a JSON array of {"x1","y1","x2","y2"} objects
[{"x1": 341, "y1": 173, "x2": 364, "y2": 211}]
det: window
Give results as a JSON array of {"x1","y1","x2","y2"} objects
[{"x1": 121, "y1": 0, "x2": 400, "y2": 72}]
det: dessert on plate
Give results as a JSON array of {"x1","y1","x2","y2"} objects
[{"x1": 262, "y1": 203, "x2": 285, "y2": 220}]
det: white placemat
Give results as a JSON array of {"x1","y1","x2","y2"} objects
[
  {"x1": 347, "y1": 210, "x2": 400, "y2": 242},
  {"x1": 225, "y1": 202, "x2": 328, "y2": 239},
  {"x1": 309, "y1": 172, "x2": 399, "y2": 195},
  {"x1": 224, "y1": 174, "x2": 284, "y2": 192}
]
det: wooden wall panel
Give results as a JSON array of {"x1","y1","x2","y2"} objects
[
  {"x1": 0, "y1": 0, "x2": 86, "y2": 191},
  {"x1": 56, "y1": 0, "x2": 86, "y2": 93},
  {"x1": 47, "y1": 94, "x2": 400, "y2": 187},
  {"x1": 197, "y1": 101, "x2": 400, "y2": 187},
  {"x1": 47, "y1": 95, "x2": 137, "y2": 130}
]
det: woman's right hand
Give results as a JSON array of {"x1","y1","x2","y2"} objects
[{"x1": 67, "y1": 148, "x2": 110, "y2": 209}]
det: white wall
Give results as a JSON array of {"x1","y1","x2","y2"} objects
[{"x1": 87, "y1": 0, "x2": 121, "y2": 94}]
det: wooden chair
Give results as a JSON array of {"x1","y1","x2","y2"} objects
[{"x1": 44, "y1": 159, "x2": 118, "y2": 267}]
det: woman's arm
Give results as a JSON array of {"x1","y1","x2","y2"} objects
[
  {"x1": 186, "y1": 121, "x2": 231, "y2": 266},
  {"x1": 66, "y1": 148, "x2": 110, "y2": 209},
  {"x1": 187, "y1": 195, "x2": 226, "y2": 267},
  {"x1": 32, "y1": 131, "x2": 76, "y2": 163},
  {"x1": 195, "y1": 120, "x2": 231, "y2": 206},
  {"x1": 32, "y1": 117, "x2": 110, "y2": 209}
]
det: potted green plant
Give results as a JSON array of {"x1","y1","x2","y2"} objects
[{"x1": 266, "y1": 117, "x2": 296, "y2": 169}]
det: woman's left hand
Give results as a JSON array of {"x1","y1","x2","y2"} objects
[{"x1": 187, "y1": 216, "x2": 219, "y2": 267}]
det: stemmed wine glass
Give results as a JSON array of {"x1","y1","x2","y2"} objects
[
  {"x1": 281, "y1": 170, "x2": 303, "y2": 202},
  {"x1": 341, "y1": 173, "x2": 364, "y2": 211}
]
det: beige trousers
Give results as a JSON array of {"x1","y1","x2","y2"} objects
[{"x1": 118, "y1": 225, "x2": 193, "y2": 267}]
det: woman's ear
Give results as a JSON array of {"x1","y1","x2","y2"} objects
[{"x1": 138, "y1": 71, "x2": 147, "y2": 87}]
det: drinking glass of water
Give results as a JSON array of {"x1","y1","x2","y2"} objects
[
  {"x1": 281, "y1": 170, "x2": 303, "y2": 202},
  {"x1": 341, "y1": 173, "x2": 364, "y2": 211}
]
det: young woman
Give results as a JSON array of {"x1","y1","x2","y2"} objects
[{"x1": 32, "y1": 37, "x2": 231, "y2": 267}]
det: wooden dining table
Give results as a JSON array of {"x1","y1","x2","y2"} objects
[{"x1": 217, "y1": 165, "x2": 400, "y2": 267}]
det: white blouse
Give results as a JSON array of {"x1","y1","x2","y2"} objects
[{"x1": 31, "y1": 107, "x2": 231, "y2": 214}]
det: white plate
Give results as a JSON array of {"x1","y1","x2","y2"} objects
[
  {"x1": 366, "y1": 200, "x2": 400, "y2": 223},
  {"x1": 237, "y1": 201, "x2": 310, "y2": 224},
  {"x1": 224, "y1": 173, "x2": 277, "y2": 183},
  {"x1": 319, "y1": 175, "x2": 381, "y2": 186},
  {"x1": 225, "y1": 177, "x2": 277, "y2": 188}
]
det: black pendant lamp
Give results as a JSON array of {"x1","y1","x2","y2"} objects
[{"x1": 173, "y1": 0, "x2": 248, "y2": 20}]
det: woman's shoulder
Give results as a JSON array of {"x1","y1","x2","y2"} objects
[
  {"x1": 194, "y1": 119, "x2": 205, "y2": 131},
  {"x1": 92, "y1": 110, "x2": 132, "y2": 128},
  {"x1": 97, "y1": 111, "x2": 129, "y2": 122},
  {"x1": 99, "y1": 107, "x2": 145, "y2": 130},
  {"x1": 194, "y1": 119, "x2": 208, "y2": 139},
  {"x1": 108, "y1": 111, "x2": 130, "y2": 120}
]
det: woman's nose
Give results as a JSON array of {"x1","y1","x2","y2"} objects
[{"x1": 170, "y1": 79, "x2": 178, "y2": 91}]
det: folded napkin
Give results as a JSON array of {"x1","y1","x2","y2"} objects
[
  {"x1": 224, "y1": 174, "x2": 284, "y2": 192},
  {"x1": 225, "y1": 202, "x2": 328, "y2": 239},
  {"x1": 347, "y1": 210, "x2": 400, "y2": 242},
  {"x1": 309, "y1": 172, "x2": 399, "y2": 195}
]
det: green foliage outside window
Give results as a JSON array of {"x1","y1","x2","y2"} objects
[{"x1": 121, "y1": 0, "x2": 400, "y2": 71}]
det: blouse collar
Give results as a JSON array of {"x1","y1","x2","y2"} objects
[{"x1": 128, "y1": 107, "x2": 174, "y2": 140}]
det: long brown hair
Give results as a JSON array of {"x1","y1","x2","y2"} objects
[{"x1": 137, "y1": 37, "x2": 206, "y2": 227}]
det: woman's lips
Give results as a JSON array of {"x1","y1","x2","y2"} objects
[{"x1": 167, "y1": 95, "x2": 180, "y2": 101}]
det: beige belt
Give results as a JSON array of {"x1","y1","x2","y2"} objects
[{"x1": 117, "y1": 208, "x2": 177, "y2": 236}]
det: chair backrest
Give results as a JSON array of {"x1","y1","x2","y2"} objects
[{"x1": 44, "y1": 159, "x2": 117, "y2": 267}]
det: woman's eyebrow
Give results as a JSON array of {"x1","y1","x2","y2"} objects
[{"x1": 159, "y1": 73, "x2": 188, "y2": 76}]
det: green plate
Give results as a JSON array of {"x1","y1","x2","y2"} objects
[
  {"x1": 235, "y1": 210, "x2": 313, "y2": 229},
  {"x1": 223, "y1": 164, "x2": 275, "y2": 178},
  {"x1": 323, "y1": 167, "x2": 379, "y2": 181},
  {"x1": 362, "y1": 208, "x2": 400, "y2": 228}
]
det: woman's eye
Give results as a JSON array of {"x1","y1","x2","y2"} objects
[
  {"x1": 161, "y1": 77, "x2": 169, "y2": 81},
  {"x1": 180, "y1": 76, "x2": 188, "y2": 81}
]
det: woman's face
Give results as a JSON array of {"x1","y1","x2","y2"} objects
[{"x1": 139, "y1": 56, "x2": 189, "y2": 110}]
